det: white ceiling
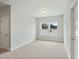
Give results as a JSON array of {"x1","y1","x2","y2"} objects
[{"x1": 0, "y1": 0, "x2": 72, "y2": 17}]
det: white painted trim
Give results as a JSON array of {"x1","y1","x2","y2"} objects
[
  {"x1": 66, "y1": 50, "x2": 71, "y2": 59},
  {"x1": 11, "y1": 39, "x2": 35, "y2": 51},
  {"x1": 64, "y1": 47, "x2": 71, "y2": 59},
  {"x1": 69, "y1": 0, "x2": 78, "y2": 59}
]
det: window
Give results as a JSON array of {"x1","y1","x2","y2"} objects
[{"x1": 42, "y1": 23, "x2": 48, "y2": 29}]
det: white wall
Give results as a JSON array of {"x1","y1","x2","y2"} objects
[
  {"x1": 10, "y1": 1, "x2": 36, "y2": 50},
  {"x1": 0, "y1": 0, "x2": 36, "y2": 51},
  {"x1": 64, "y1": 9, "x2": 71, "y2": 58},
  {"x1": 36, "y1": 15, "x2": 63, "y2": 42}
]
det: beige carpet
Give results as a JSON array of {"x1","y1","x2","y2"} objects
[{"x1": 0, "y1": 40, "x2": 68, "y2": 59}]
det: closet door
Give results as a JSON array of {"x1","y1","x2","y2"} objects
[{"x1": 0, "y1": 16, "x2": 10, "y2": 50}]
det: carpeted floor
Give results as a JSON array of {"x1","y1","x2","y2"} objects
[{"x1": 0, "y1": 40, "x2": 68, "y2": 59}]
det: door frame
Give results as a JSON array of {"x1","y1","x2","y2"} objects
[{"x1": 70, "y1": 0, "x2": 78, "y2": 59}]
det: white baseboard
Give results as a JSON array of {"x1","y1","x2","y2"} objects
[
  {"x1": 67, "y1": 50, "x2": 71, "y2": 59},
  {"x1": 64, "y1": 47, "x2": 71, "y2": 59},
  {"x1": 11, "y1": 39, "x2": 35, "y2": 51}
]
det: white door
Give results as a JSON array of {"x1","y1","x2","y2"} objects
[
  {"x1": 48, "y1": 19, "x2": 63, "y2": 42},
  {"x1": 49, "y1": 21, "x2": 58, "y2": 36},
  {"x1": 71, "y1": 3, "x2": 78, "y2": 59},
  {"x1": 0, "y1": 16, "x2": 10, "y2": 50}
]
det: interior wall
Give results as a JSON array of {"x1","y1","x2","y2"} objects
[
  {"x1": 64, "y1": 9, "x2": 71, "y2": 58},
  {"x1": 8, "y1": 0, "x2": 36, "y2": 50},
  {"x1": 11, "y1": 6, "x2": 36, "y2": 50},
  {"x1": 36, "y1": 15, "x2": 63, "y2": 42}
]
